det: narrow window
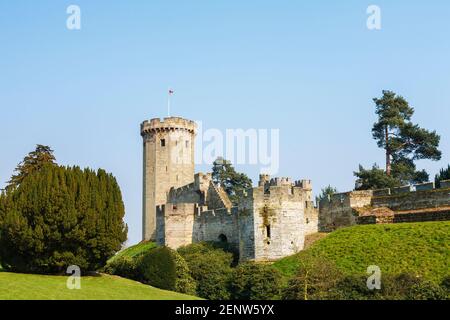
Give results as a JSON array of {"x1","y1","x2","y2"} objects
[
  {"x1": 160, "y1": 139, "x2": 166, "y2": 147},
  {"x1": 186, "y1": 141, "x2": 189, "y2": 148},
  {"x1": 266, "y1": 225, "x2": 271, "y2": 239}
]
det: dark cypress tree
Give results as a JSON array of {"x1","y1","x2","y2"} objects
[{"x1": 0, "y1": 164, "x2": 127, "y2": 274}]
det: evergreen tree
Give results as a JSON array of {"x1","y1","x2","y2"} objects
[
  {"x1": 0, "y1": 164, "x2": 128, "y2": 274},
  {"x1": 317, "y1": 185, "x2": 338, "y2": 202},
  {"x1": 435, "y1": 165, "x2": 450, "y2": 188},
  {"x1": 212, "y1": 157, "x2": 252, "y2": 205},
  {"x1": 355, "y1": 91, "x2": 441, "y2": 190},
  {"x1": 7, "y1": 145, "x2": 56, "y2": 190},
  {"x1": 372, "y1": 90, "x2": 441, "y2": 177}
]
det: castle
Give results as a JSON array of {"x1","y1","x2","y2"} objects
[
  {"x1": 141, "y1": 116, "x2": 318, "y2": 262},
  {"x1": 140, "y1": 116, "x2": 450, "y2": 262}
]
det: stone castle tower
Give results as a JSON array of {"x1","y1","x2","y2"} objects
[{"x1": 140, "y1": 117, "x2": 197, "y2": 241}]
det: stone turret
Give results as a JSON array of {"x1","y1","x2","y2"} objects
[{"x1": 141, "y1": 117, "x2": 197, "y2": 241}]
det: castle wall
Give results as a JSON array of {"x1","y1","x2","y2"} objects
[
  {"x1": 319, "y1": 191, "x2": 373, "y2": 232},
  {"x1": 319, "y1": 184, "x2": 450, "y2": 231},
  {"x1": 156, "y1": 203, "x2": 196, "y2": 249},
  {"x1": 239, "y1": 186, "x2": 310, "y2": 262},
  {"x1": 371, "y1": 188, "x2": 450, "y2": 211},
  {"x1": 194, "y1": 208, "x2": 239, "y2": 247}
]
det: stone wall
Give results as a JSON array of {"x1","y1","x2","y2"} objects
[
  {"x1": 319, "y1": 182, "x2": 450, "y2": 231},
  {"x1": 238, "y1": 185, "x2": 314, "y2": 262}
]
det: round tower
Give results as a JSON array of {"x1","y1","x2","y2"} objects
[{"x1": 141, "y1": 117, "x2": 197, "y2": 241}]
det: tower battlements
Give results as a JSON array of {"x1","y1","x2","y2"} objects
[{"x1": 141, "y1": 117, "x2": 197, "y2": 136}]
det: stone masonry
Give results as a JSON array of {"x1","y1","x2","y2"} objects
[
  {"x1": 142, "y1": 116, "x2": 318, "y2": 262},
  {"x1": 319, "y1": 182, "x2": 450, "y2": 232}
]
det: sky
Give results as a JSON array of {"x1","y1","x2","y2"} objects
[{"x1": 1, "y1": 1, "x2": 449, "y2": 246}]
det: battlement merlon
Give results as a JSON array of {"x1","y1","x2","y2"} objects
[{"x1": 141, "y1": 117, "x2": 197, "y2": 136}]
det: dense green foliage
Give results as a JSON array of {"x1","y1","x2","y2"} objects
[
  {"x1": 137, "y1": 246, "x2": 196, "y2": 295},
  {"x1": 229, "y1": 262, "x2": 282, "y2": 300},
  {"x1": 104, "y1": 242, "x2": 157, "y2": 281},
  {"x1": 212, "y1": 157, "x2": 252, "y2": 205},
  {"x1": 281, "y1": 255, "x2": 342, "y2": 300},
  {"x1": 435, "y1": 165, "x2": 450, "y2": 188},
  {"x1": 354, "y1": 164, "x2": 401, "y2": 190},
  {"x1": 178, "y1": 242, "x2": 234, "y2": 300},
  {"x1": 0, "y1": 164, "x2": 127, "y2": 274},
  {"x1": 6, "y1": 145, "x2": 56, "y2": 191},
  {"x1": 274, "y1": 222, "x2": 450, "y2": 283},
  {"x1": 0, "y1": 271, "x2": 199, "y2": 300},
  {"x1": 355, "y1": 90, "x2": 441, "y2": 190}
]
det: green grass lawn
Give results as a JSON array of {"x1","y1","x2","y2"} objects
[
  {"x1": 0, "y1": 271, "x2": 200, "y2": 300},
  {"x1": 108, "y1": 241, "x2": 157, "y2": 264},
  {"x1": 273, "y1": 221, "x2": 450, "y2": 282}
]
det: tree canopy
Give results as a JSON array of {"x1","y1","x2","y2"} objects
[
  {"x1": 6, "y1": 145, "x2": 56, "y2": 190},
  {"x1": 212, "y1": 157, "x2": 252, "y2": 205},
  {"x1": 355, "y1": 91, "x2": 441, "y2": 190},
  {"x1": 0, "y1": 164, "x2": 127, "y2": 274}
]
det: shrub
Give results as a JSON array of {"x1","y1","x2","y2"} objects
[
  {"x1": 178, "y1": 242, "x2": 233, "y2": 300},
  {"x1": 103, "y1": 255, "x2": 140, "y2": 281},
  {"x1": 230, "y1": 262, "x2": 282, "y2": 300},
  {"x1": 282, "y1": 255, "x2": 343, "y2": 300},
  {"x1": 334, "y1": 273, "x2": 447, "y2": 300},
  {"x1": 0, "y1": 164, "x2": 127, "y2": 274},
  {"x1": 138, "y1": 246, "x2": 196, "y2": 295}
]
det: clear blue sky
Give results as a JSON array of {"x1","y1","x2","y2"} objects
[{"x1": 1, "y1": 1, "x2": 449, "y2": 246}]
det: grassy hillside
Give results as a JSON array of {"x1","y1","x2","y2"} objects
[
  {"x1": 274, "y1": 221, "x2": 450, "y2": 282},
  {"x1": 0, "y1": 271, "x2": 199, "y2": 300},
  {"x1": 108, "y1": 241, "x2": 157, "y2": 263}
]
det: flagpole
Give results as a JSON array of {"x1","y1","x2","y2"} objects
[{"x1": 167, "y1": 88, "x2": 171, "y2": 117}]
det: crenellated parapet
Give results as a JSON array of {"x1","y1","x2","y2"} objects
[{"x1": 141, "y1": 117, "x2": 197, "y2": 137}]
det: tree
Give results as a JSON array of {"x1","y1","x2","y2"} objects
[
  {"x1": 372, "y1": 90, "x2": 441, "y2": 177},
  {"x1": 355, "y1": 91, "x2": 442, "y2": 190},
  {"x1": 282, "y1": 255, "x2": 342, "y2": 300},
  {"x1": 137, "y1": 246, "x2": 196, "y2": 295},
  {"x1": 435, "y1": 165, "x2": 450, "y2": 188},
  {"x1": 212, "y1": 157, "x2": 252, "y2": 205},
  {"x1": 229, "y1": 262, "x2": 282, "y2": 300},
  {"x1": 354, "y1": 164, "x2": 401, "y2": 191},
  {"x1": 177, "y1": 242, "x2": 234, "y2": 300},
  {"x1": 0, "y1": 164, "x2": 128, "y2": 274},
  {"x1": 6, "y1": 145, "x2": 56, "y2": 190},
  {"x1": 317, "y1": 185, "x2": 338, "y2": 202}
]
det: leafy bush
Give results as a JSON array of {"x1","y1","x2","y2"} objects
[
  {"x1": 104, "y1": 255, "x2": 140, "y2": 281},
  {"x1": 282, "y1": 255, "x2": 342, "y2": 300},
  {"x1": 230, "y1": 262, "x2": 282, "y2": 300},
  {"x1": 138, "y1": 246, "x2": 196, "y2": 295},
  {"x1": 0, "y1": 164, "x2": 127, "y2": 274},
  {"x1": 178, "y1": 242, "x2": 233, "y2": 300}
]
